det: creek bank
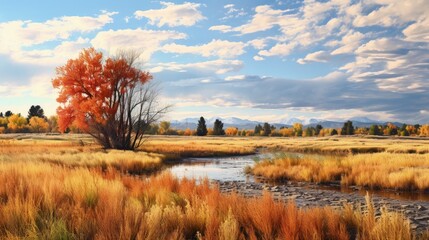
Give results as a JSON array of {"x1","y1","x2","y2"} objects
[{"x1": 214, "y1": 179, "x2": 429, "y2": 233}]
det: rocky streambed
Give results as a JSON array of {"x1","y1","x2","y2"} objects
[
  {"x1": 168, "y1": 154, "x2": 429, "y2": 233},
  {"x1": 216, "y1": 180, "x2": 429, "y2": 233}
]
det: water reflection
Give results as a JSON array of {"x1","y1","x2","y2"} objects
[{"x1": 168, "y1": 155, "x2": 258, "y2": 182}]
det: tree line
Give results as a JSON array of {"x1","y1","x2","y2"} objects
[
  {"x1": 0, "y1": 105, "x2": 58, "y2": 133},
  {"x1": 1, "y1": 110, "x2": 428, "y2": 138},
  {"x1": 144, "y1": 117, "x2": 429, "y2": 137}
]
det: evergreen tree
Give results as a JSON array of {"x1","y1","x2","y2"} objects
[
  {"x1": 5, "y1": 111, "x2": 12, "y2": 117},
  {"x1": 0, "y1": 112, "x2": 3, "y2": 118},
  {"x1": 341, "y1": 121, "x2": 354, "y2": 135},
  {"x1": 27, "y1": 105, "x2": 45, "y2": 120},
  {"x1": 263, "y1": 122, "x2": 271, "y2": 136},
  {"x1": 368, "y1": 124, "x2": 381, "y2": 135},
  {"x1": 213, "y1": 119, "x2": 225, "y2": 135},
  {"x1": 196, "y1": 116, "x2": 208, "y2": 136},
  {"x1": 315, "y1": 124, "x2": 323, "y2": 135},
  {"x1": 254, "y1": 124, "x2": 262, "y2": 135},
  {"x1": 305, "y1": 127, "x2": 314, "y2": 137},
  {"x1": 331, "y1": 129, "x2": 338, "y2": 136}
]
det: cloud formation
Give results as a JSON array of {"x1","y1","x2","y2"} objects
[
  {"x1": 134, "y1": 2, "x2": 205, "y2": 27},
  {"x1": 162, "y1": 39, "x2": 246, "y2": 59},
  {"x1": 1, "y1": 0, "x2": 429, "y2": 122},
  {"x1": 91, "y1": 29, "x2": 186, "y2": 61}
]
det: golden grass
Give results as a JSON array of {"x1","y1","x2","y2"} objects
[
  {"x1": 139, "y1": 136, "x2": 256, "y2": 159},
  {"x1": 141, "y1": 135, "x2": 429, "y2": 156},
  {"x1": 3, "y1": 134, "x2": 429, "y2": 157},
  {"x1": 0, "y1": 161, "x2": 422, "y2": 239},
  {"x1": 251, "y1": 152, "x2": 429, "y2": 191},
  {"x1": 0, "y1": 137, "x2": 165, "y2": 175}
]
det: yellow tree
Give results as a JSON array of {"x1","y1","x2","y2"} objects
[
  {"x1": 158, "y1": 121, "x2": 171, "y2": 135},
  {"x1": 7, "y1": 114, "x2": 27, "y2": 132},
  {"x1": 0, "y1": 117, "x2": 7, "y2": 133},
  {"x1": 279, "y1": 127, "x2": 294, "y2": 137},
  {"x1": 183, "y1": 128, "x2": 194, "y2": 136},
  {"x1": 29, "y1": 116, "x2": 49, "y2": 133},
  {"x1": 406, "y1": 125, "x2": 416, "y2": 135},
  {"x1": 48, "y1": 116, "x2": 59, "y2": 133},
  {"x1": 225, "y1": 127, "x2": 238, "y2": 136},
  {"x1": 293, "y1": 123, "x2": 303, "y2": 136},
  {"x1": 420, "y1": 125, "x2": 429, "y2": 136}
]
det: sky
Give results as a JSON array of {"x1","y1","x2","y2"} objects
[{"x1": 0, "y1": 0, "x2": 428, "y2": 123}]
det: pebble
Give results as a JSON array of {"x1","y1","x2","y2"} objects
[{"x1": 214, "y1": 180, "x2": 429, "y2": 233}]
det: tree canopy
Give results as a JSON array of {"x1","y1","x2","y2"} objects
[
  {"x1": 341, "y1": 121, "x2": 354, "y2": 135},
  {"x1": 213, "y1": 119, "x2": 225, "y2": 135},
  {"x1": 52, "y1": 48, "x2": 168, "y2": 150},
  {"x1": 196, "y1": 117, "x2": 208, "y2": 136},
  {"x1": 27, "y1": 105, "x2": 45, "y2": 120}
]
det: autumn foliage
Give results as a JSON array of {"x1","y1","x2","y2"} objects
[{"x1": 52, "y1": 48, "x2": 165, "y2": 149}]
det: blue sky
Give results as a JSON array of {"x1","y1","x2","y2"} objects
[{"x1": 0, "y1": 0, "x2": 428, "y2": 123}]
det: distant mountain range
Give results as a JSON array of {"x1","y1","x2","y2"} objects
[{"x1": 170, "y1": 117, "x2": 404, "y2": 130}]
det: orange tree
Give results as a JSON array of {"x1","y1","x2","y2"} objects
[{"x1": 53, "y1": 48, "x2": 168, "y2": 150}]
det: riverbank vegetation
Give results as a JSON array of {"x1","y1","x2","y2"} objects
[
  {"x1": 249, "y1": 153, "x2": 429, "y2": 191},
  {"x1": 0, "y1": 135, "x2": 428, "y2": 238},
  {"x1": 0, "y1": 161, "x2": 423, "y2": 240}
]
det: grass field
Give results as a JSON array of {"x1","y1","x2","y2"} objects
[
  {"x1": 141, "y1": 135, "x2": 429, "y2": 155},
  {"x1": 0, "y1": 161, "x2": 421, "y2": 239},
  {"x1": 249, "y1": 152, "x2": 429, "y2": 191},
  {"x1": 0, "y1": 134, "x2": 428, "y2": 238}
]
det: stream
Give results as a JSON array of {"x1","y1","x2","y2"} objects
[
  {"x1": 168, "y1": 153, "x2": 429, "y2": 202},
  {"x1": 166, "y1": 153, "x2": 429, "y2": 231}
]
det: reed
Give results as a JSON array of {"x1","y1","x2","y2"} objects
[
  {"x1": 0, "y1": 162, "x2": 422, "y2": 239},
  {"x1": 251, "y1": 152, "x2": 429, "y2": 191}
]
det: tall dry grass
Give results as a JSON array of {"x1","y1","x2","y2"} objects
[
  {"x1": 0, "y1": 162, "x2": 422, "y2": 239},
  {"x1": 251, "y1": 152, "x2": 429, "y2": 191},
  {"x1": 0, "y1": 138, "x2": 166, "y2": 174},
  {"x1": 141, "y1": 135, "x2": 429, "y2": 156}
]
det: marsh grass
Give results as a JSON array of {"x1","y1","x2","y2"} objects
[
  {"x1": 251, "y1": 152, "x2": 429, "y2": 191},
  {"x1": 141, "y1": 135, "x2": 429, "y2": 156},
  {"x1": 0, "y1": 162, "x2": 422, "y2": 239}
]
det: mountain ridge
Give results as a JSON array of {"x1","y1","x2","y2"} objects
[{"x1": 169, "y1": 117, "x2": 404, "y2": 130}]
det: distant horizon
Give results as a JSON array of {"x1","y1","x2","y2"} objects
[
  {"x1": 0, "y1": 108, "x2": 425, "y2": 125},
  {"x1": 168, "y1": 115, "x2": 417, "y2": 125},
  {"x1": 1, "y1": 1, "x2": 428, "y2": 123}
]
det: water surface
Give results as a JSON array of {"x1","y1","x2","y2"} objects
[{"x1": 166, "y1": 153, "x2": 429, "y2": 202}]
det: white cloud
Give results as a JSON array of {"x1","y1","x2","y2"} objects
[
  {"x1": 258, "y1": 42, "x2": 298, "y2": 57},
  {"x1": 208, "y1": 25, "x2": 233, "y2": 32},
  {"x1": 11, "y1": 37, "x2": 90, "y2": 65},
  {"x1": 225, "y1": 75, "x2": 245, "y2": 81},
  {"x1": 149, "y1": 59, "x2": 243, "y2": 75},
  {"x1": 247, "y1": 38, "x2": 268, "y2": 50},
  {"x1": 162, "y1": 39, "x2": 246, "y2": 59},
  {"x1": 353, "y1": 0, "x2": 429, "y2": 27},
  {"x1": 0, "y1": 12, "x2": 116, "y2": 54},
  {"x1": 297, "y1": 51, "x2": 331, "y2": 64},
  {"x1": 91, "y1": 28, "x2": 186, "y2": 61},
  {"x1": 134, "y1": 2, "x2": 205, "y2": 27},
  {"x1": 342, "y1": 37, "x2": 429, "y2": 93},
  {"x1": 221, "y1": 3, "x2": 247, "y2": 20},
  {"x1": 215, "y1": 3, "x2": 347, "y2": 57},
  {"x1": 253, "y1": 55, "x2": 264, "y2": 61},
  {"x1": 403, "y1": 17, "x2": 429, "y2": 42},
  {"x1": 235, "y1": 5, "x2": 287, "y2": 34},
  {"x1": 331, "y1": 30, "x2": 364, "y2": 55}
]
